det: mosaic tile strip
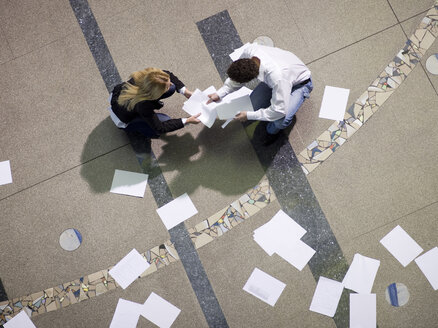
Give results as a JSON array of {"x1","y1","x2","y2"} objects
[
  {"x1": 298, "y1": 2, "x2": 438, "y2": 175},
  {"x1": 188, "y1": 178, "x2": 276, "y2": 249},
  {"x1": 0, "y1": 240, "x2": 178, "y2": 324},
  {"x1": 0, "y1": 178, "x2": 274, "y2": 324}
]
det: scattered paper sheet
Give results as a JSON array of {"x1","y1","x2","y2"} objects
[
  {"x1": 350, "y1": 293, "x2": 376, "y2": 328},
  {"x1": 182, "y1": 86, "x2": 217, "y2": 128},
  {"x1": 0, "y1": 160, "x2": 13, "y2": 186},
  {"x1": 275, "y1": 239, "x2": 316, "y2": 271},
  {"x1": 380, "y1": 225, "x2": 423, "y2": 267},
  {"x1": 343, "y1": 254, "x2": 380, "y2": 294},
  {"x1": 229, "y1": 42, "x2": 251, "y2": 61},
  {"x1": 309, "y1": 276, "x2": 344, "y2": 317},
  {"x1": 243, "y1": 268, "x2": 286, "y2": 306},
  {"x1": 141, "y1": 292, "x2": 181, "y2": 328},
  {"x1": 319, "y1": 86, "x2": 350, "y2": 121},
  {"x1": 253, "y1": 210, "x2": 307, "y2": 256},
  {"x1": 109, "y1": 298, "x2": 144, "y2": 328},
  {"x1": 109, "y1": 249, "x2": 150, "y2": 289},
  {"x1": 110, "y1": 169, "x2": 148, "y2": 198},
  {"x1": 415, "y1": 247, "x2": 438, "y2": 290},
  {"x1": 156, "y1": 193, "x2": 198, "y2": 230},
  {"x1": 4, "y1": 311, "x2": 36, "y2": 328}
]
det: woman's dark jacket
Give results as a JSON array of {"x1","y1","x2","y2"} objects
[{"x1": 111, "y1": 70, "x2": 185, "y2": 134}]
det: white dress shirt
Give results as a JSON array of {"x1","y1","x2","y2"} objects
[{"x1": 216, "y1": 43, "x2": 311, "y2": 121}]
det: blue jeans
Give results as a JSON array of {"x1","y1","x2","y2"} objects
[
  {"x1": 250, "y1": 79, "x2": 313, "y2": 134},
  {"x1": 122, "y1": 83, "x2": 176, "y2": 138}
]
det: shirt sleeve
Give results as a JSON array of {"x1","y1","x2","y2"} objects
[
  {"x1": 136, "y1": 102, "x2": 184, "y2": 134},
  {"x1": 163, "y1": 70, "x2": 185, "y2": 93},
  {"x1": 246, "y1": 78, "x2": 292, "y2": 121},
  {"x1": 216, "y1": 78, "x2": 244, "y2": 98}
]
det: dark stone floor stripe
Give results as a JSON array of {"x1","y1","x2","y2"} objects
[
  {"x1": 197, "y1": 10, "x2": 349, "y2": 327},
  {"x1": 69, "y1": 0, "x2": 121, "y2": 92},
  {"x1": 69, "y1": 1, "x2": 228, "y2": 327},
  {"x1": 0, "y1": 279, "x2": 8, "y2": 302}
]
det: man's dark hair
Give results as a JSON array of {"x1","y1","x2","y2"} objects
[{"x1": 226, "y1": 58, "x2": 259, "y2": 83}]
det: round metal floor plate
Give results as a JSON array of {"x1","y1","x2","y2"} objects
[
  {"x1": 59, "y1": 228, "x2": 82, "y2": 251},
  {"x1": 385, "y1": 282, "x2": 409, "y2": 307},
  {"x1": 253, "y1": 36, "x2": 274, "y2": 47},
  {"x1": 425, "y1": 54, "x2": 438, "y2": 75}
]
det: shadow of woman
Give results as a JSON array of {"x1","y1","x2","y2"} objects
[{"x1": 79, "y1": 117, "x2": 133, "y2": 193}]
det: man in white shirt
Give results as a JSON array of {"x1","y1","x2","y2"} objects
[{"x1": 208, "y1": 43, "x2": 312, "y2": 144}]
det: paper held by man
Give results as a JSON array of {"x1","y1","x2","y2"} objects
[{"x1": 183, "y1": 86, "x2": 253, "y2": 128}]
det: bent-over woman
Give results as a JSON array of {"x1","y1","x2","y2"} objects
[{"x1": 108, "y1": 68, "x2": 200, "y2": 138}]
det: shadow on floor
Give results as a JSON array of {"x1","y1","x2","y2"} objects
[
  {"x1": 79, "y1": 117, "x2": 131, "y2": 193},
  {"x1": 154, "y1": 118, "x2": 294, "y2": 196},
  {"x1": 79, "y1": 116, "x2": 294, "y2": 196}
]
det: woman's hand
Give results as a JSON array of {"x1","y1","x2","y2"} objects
[
  {"x1": 206, "y1": 93, "x2": 220, "y2": 104},
  {"x1": 186, "y1": 113, "x2": 201, "y2": 124},
  {"x1": 184, "y1": 89, "x2": 193, "y2": 99}
]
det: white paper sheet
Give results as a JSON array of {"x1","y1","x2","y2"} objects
[
  {"x1": 342, "y1": 254, "x2": 380, "y2": 294},
  {"x1": 215, "y1": 94, "x2": 253, "y2": 120},
  {"x1": 182, "y1": 86, "x2": 217, "y2": 128},
  {"x1": 229, "y1": 43, "x2": 251, "y2": 61},
  {"x1": 109, "y1": 298, "x2": 144, "y2": 328},
  {"x1": 415, "y1": 247, "x2": 438, "y2": 290},
  {"x1": 156, "y1": 193, "x2": 198, "y2": 230},
  {"x1": 110, "y1": 169, "x2": 148, "y2": 198},
  {"x1": 4, "y1": 311, "x2": 36, "y2": 328},
  {"x1": 221, "y1": 118, "x2": 233, "y2": 128},
  {"x1": 0, "y1": 160, "x2": 13, "y2": 186},
  {"x1": 380, "y1": 225, "x2": 423, "y2": 267},
  {"x1": 108, "y1": 249, "x2": 150, "y2": 289},
  {"x1": 309, "y1": 276, "x2": 344, "y2": 317},
  {"x1": 350, "y1": 293, "x2": 376, "y2": 328},
  {"x1": 141, "y1": 292, "x2": 181, "y2": 328},
  {"x1": 253, "y1": 210, "x2": 307, "y2": 256},
  {"x1": 319, "y1": 86, "x2": 350, "y2": 121},
  {"x1": 276, "y1": 239, "x2": 316, "y2": 271},
  {"x1": 243, "y1": 268, "x2": 286, "y2": 306}
]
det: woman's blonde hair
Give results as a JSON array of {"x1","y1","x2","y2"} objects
[{"x1": 117, "y1": 68, "x2": 170, "y2": 111}]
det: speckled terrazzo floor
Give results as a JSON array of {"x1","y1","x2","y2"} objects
[{"x1": 1, "y1": 0, "x2": 438, "y2": 327}]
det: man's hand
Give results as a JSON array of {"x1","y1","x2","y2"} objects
[
  {"x1": 234, "y1": 111, "x2": 248, "y2": 122},
  {"x1": 206, "y1": 93, "x2": 220, "y2": 104},
  {"x1": 184, "y1": 89, "x2": 193, "y2": 99},
  {"x1": 186, "y1": 113, "x2": 201, "y2": 124}
]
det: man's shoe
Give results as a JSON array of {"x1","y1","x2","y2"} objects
[{"x1": 263, "y1": 132, "x2": 281, "y2": 145}]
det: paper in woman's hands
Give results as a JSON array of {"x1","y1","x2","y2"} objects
[{"x1": 182, "y1": 86, "x2": 217, "y2": 128}]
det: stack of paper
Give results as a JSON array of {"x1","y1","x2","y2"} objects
[
  {"x1": 243, "y1": 268, "x2": 286, "y2": 306},
  {"x1": 214, "y1": 87, "x2": 253, "y2": 120},
  {"x1": 0, "y1": 160, "x2": 13, "y2": 186},
  {"x1": 182, "y1": 86, "x2": 218, "y2": 128},
  {"x1": 4, "y1": 311, "x2": 36, "y2": 328},
  {"x1": 253, "y1": 210, "x2": 315, "y2": 271},
  {"x1": 380, "y1": 225, "x2": 423, "y2": 267},
  {"x1": 109, "y1": 249, "x2": 150, "y2": 289},
  {"x1": 182, "y1": 86, "x2": 253, "y2": 128},
  {"x1": 110, "y1": 293, "x2": 181, "y2": 328},
  {"x1": 156, "y1": 193, "x2": 198, "y2": 230}
]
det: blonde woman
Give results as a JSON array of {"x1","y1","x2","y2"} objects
[{"x1": 109, "y1": 68, "x2": 200, "y2": 138}]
